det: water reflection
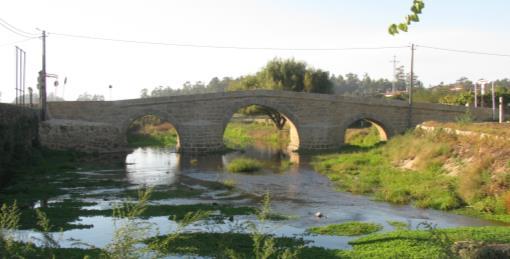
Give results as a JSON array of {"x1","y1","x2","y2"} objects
[{"x1": 125, "y1": 147, "x2": 179, "y2": 186}]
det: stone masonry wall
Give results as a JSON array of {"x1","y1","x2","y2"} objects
[
  {"x1": 39, "y1": 119, "x2": 126, "y2": 153},
  {"x1": 0, "y1": 104, "x2": 39, "y2": 186},
  {"x1": 45, "y1": 90, "x2": 496, "y2": 153}
]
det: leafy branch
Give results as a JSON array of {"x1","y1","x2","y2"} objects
[{"x1": 389, "y1": 0, "x2": 425, "y2": 35}]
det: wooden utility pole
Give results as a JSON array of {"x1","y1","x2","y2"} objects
[
  {"x1": 40, "y1": 30, "x2": 47, "y2": 120},
  {"x1": 408, "y1": 44, "x2": 415, "y2": 127}
]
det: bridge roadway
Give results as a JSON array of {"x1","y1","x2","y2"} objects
[{"x1": 40, "y1": 90, "x2": 494, "y2": 153}]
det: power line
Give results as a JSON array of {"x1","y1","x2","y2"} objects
[
  {"x1": 0, "y1": 18, "x2": 38, "y2": 38},
  {"x1": 0, "y1": 37, "x2": 38, "y2": 47},
  {"x1": 417, "y1": 44, "x2": 510, "y2": 58},
  {"x1": 49, "y1": 32, "x2": 409, "y2": 51}
]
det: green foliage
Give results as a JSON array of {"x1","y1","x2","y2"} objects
[
  {"x1": 102, "y1": 188, "x2": 156, "y2": 259},
  {"x1": 0, "y1": 202, "x2": 20, "y2": 232},
  {"x1": 223, "y1": 122, "x2": 289, "y2": 149},
  {"x1": 127, "y1": 116, "x2": 178, "y2": 148},
  {"x1": 387, "y1": 221, "x2": 409, "y2": 231},
  {"x1": 227, "y1": 58, "x2": 333, "y2": 94},
  {"x1": 313, "y1": 131, "x2": 463, "y2": 211},
  {"x1": 143, "y1": 77, "x2": 233, "y2": 98},
  {"x1": 455, "y1": 110, "x2": 475, "y2": 124},
  {"x1": 389, "y1": 0, "x2": 425, "y2": 35},
  {"x1": 348, "y1": 226, "x2": 510, "y2": 258},
  {"x1": 227, "y1": 157, "x2": 264, "y2": 173},
  {"x1": 148, "y1": 232, "x2": 337, "y2": 259},
  {"x1": 344, "y1": 125, "x2": 382, "y2": 147},
  {"x1": 308, "y1": 222, "x2": 383, "y2": 236},
  {"x1": 440, "y1": 91, "x2": 474, "y2": 105}
]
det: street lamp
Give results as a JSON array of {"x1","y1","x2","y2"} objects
[{"x1": 476, "y1": 79, "x2": 488, "y2": 108}]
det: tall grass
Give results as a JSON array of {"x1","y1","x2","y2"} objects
[{"x1": 313, "y1": 125, "x2": 510, "y2": 218}]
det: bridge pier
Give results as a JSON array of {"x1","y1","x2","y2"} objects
[
  {"x1": 177, "y1": 124, "x2": 225, "y2": 153},
  {"x1": 294, "y1": 124, "x2": 343, "y2": 152}
]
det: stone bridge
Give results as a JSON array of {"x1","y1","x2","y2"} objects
[{"x1": 40, "y1": 90, "x2": 494, "y2": 153}]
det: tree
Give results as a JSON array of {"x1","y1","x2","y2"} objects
[
  {"x1": 140, "y1": 88, "x2": 149, "y2": 98},
  {"x1": 77, "y1": 92, "x2": 105, "y2": 101},
  {"x1": 226, "y1": 58, "x2": 334, "y2": 128},
  {"x1": 389, "y1": 0, "x2": 425, "y2": 35},
  {"x1": 304, "y1": 69, "x2": 333, "y2": 94}
]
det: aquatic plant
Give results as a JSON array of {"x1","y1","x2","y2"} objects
[
  {"x1": 227, "y1": 157, "x2": 264, "y2": 173},
  {"x1": 307, "y1": 222, "x2": 382, "y2": 236}
]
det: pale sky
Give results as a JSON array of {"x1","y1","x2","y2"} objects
[{"x1": 1, "y1": 0, "x2": 510, "y2": 103}]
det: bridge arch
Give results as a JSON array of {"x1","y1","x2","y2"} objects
[
  {"x1": 122, "y1": 110, "x2": 183, "y2": 151},
  {"x1": 221, "y1": 100, "x2": 301, "y2": 151},
  {"x1": 341, "y1": 113, "x2": 394, "y2": 144}
]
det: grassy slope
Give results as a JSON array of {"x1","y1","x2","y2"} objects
[{"x1": 313, "y1": 122, "x2": 510, "y2": 222}]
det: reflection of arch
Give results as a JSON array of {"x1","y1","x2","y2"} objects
[
  {"x1": 123, "y1": 110, "x2": 182, "y2": 150},
  {"x1": 341, "y1": 113, "x2": 394, "y2": 143},
  {"x1": 221, "y1": 100, "x2": 301, "y2": 151}
]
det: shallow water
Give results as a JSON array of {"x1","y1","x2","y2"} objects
[{"x1": 17, "y1": 145, "x2": 500, "y2": 251}]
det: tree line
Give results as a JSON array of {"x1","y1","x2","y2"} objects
[
  {"x1": 140, "y1": 58, "x2": 422, "y2": 99},
  {"x1": 139, "y1": 58, "x2": 510, "y2": 127}
]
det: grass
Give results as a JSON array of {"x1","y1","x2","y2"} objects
[
  {"x1": 307, "y1": 222, "x2": 383, "y2": 236},
  {"x1": 423, "y1": 121, "x2": 510, "y2": 139},
  {"x1": 223, "y1": 121, "x2": 289, "y2": 149},
  {"x1": 147, "y1": 232, "x2": 346, "y2": 259},
  {"x1": 127, "y1": 119, "x2": 290, "y2": 150},
  {"x1": 127, "y1": 130, "x2": 178, "y2": 148},
  {"x1": 313, "y1": 125, "x2": 510, "y2": 222},
  {"x1": 227, "y1": 157, "x2": 264, "y2": 173},
  {"x1": 347, "y1": 226, "x2": 510, "y2": 258},
  {"x1": 387, "y1": 220, "x2": 410, "y2": 231},
  {"x1": 344, "y1": 125, "x2": 382, "y2": 147}
]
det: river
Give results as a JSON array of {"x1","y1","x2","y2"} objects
[{"x1": 15, "y1": 144, "x2": 497, "y2": 253}]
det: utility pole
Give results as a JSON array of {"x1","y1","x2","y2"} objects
[
  {"x1": 40, "y1": 30, "x2": 47, "y2": 120},
  {"x1": 474, "y1": 82, "x2": 478, "y2": 108},
  {"x1": 408, "y1": 44, "x2": 415, "y2": 128},
  {"x1": 390, "y1": 55, "x2": 399, "y2": 94},
  {"x1": 28, "y1": 87, "x2": 33, "y2": 108},
  {"x1": 492, "y1": 81, "x2": 496, "y2": 121}
]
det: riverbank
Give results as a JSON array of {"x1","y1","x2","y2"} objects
[{"x1": 313, "y1": 122, "x2": 510, "y2": 224}]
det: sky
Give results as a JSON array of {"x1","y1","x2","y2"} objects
[{"x1": 1, "y1": 0, "x2": 510, "y2": 103}]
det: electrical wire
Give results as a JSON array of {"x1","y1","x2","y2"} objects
[
  {"x1": 0, "y1": 37, "x2": 38, "y2": 47},
  {"x1": 49, "y1": 32, "x2": 410, "y2": 51},
  {"x1": 0, "y1": 18, "x2": 38, "y2": 38},
  {"x1": 417, "y1": 44, "x2": 510, "y2": 58}
]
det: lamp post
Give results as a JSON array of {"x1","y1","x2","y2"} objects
[
  {"x1": 476, "y1": 79, "x2": 488, "y2": 109},
  {"x1": 492, "y1": 81, "x2": 496, "y2": 121},
  {"x1": 109, "y1": 85, "x2": 113, "y2": 101}
]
